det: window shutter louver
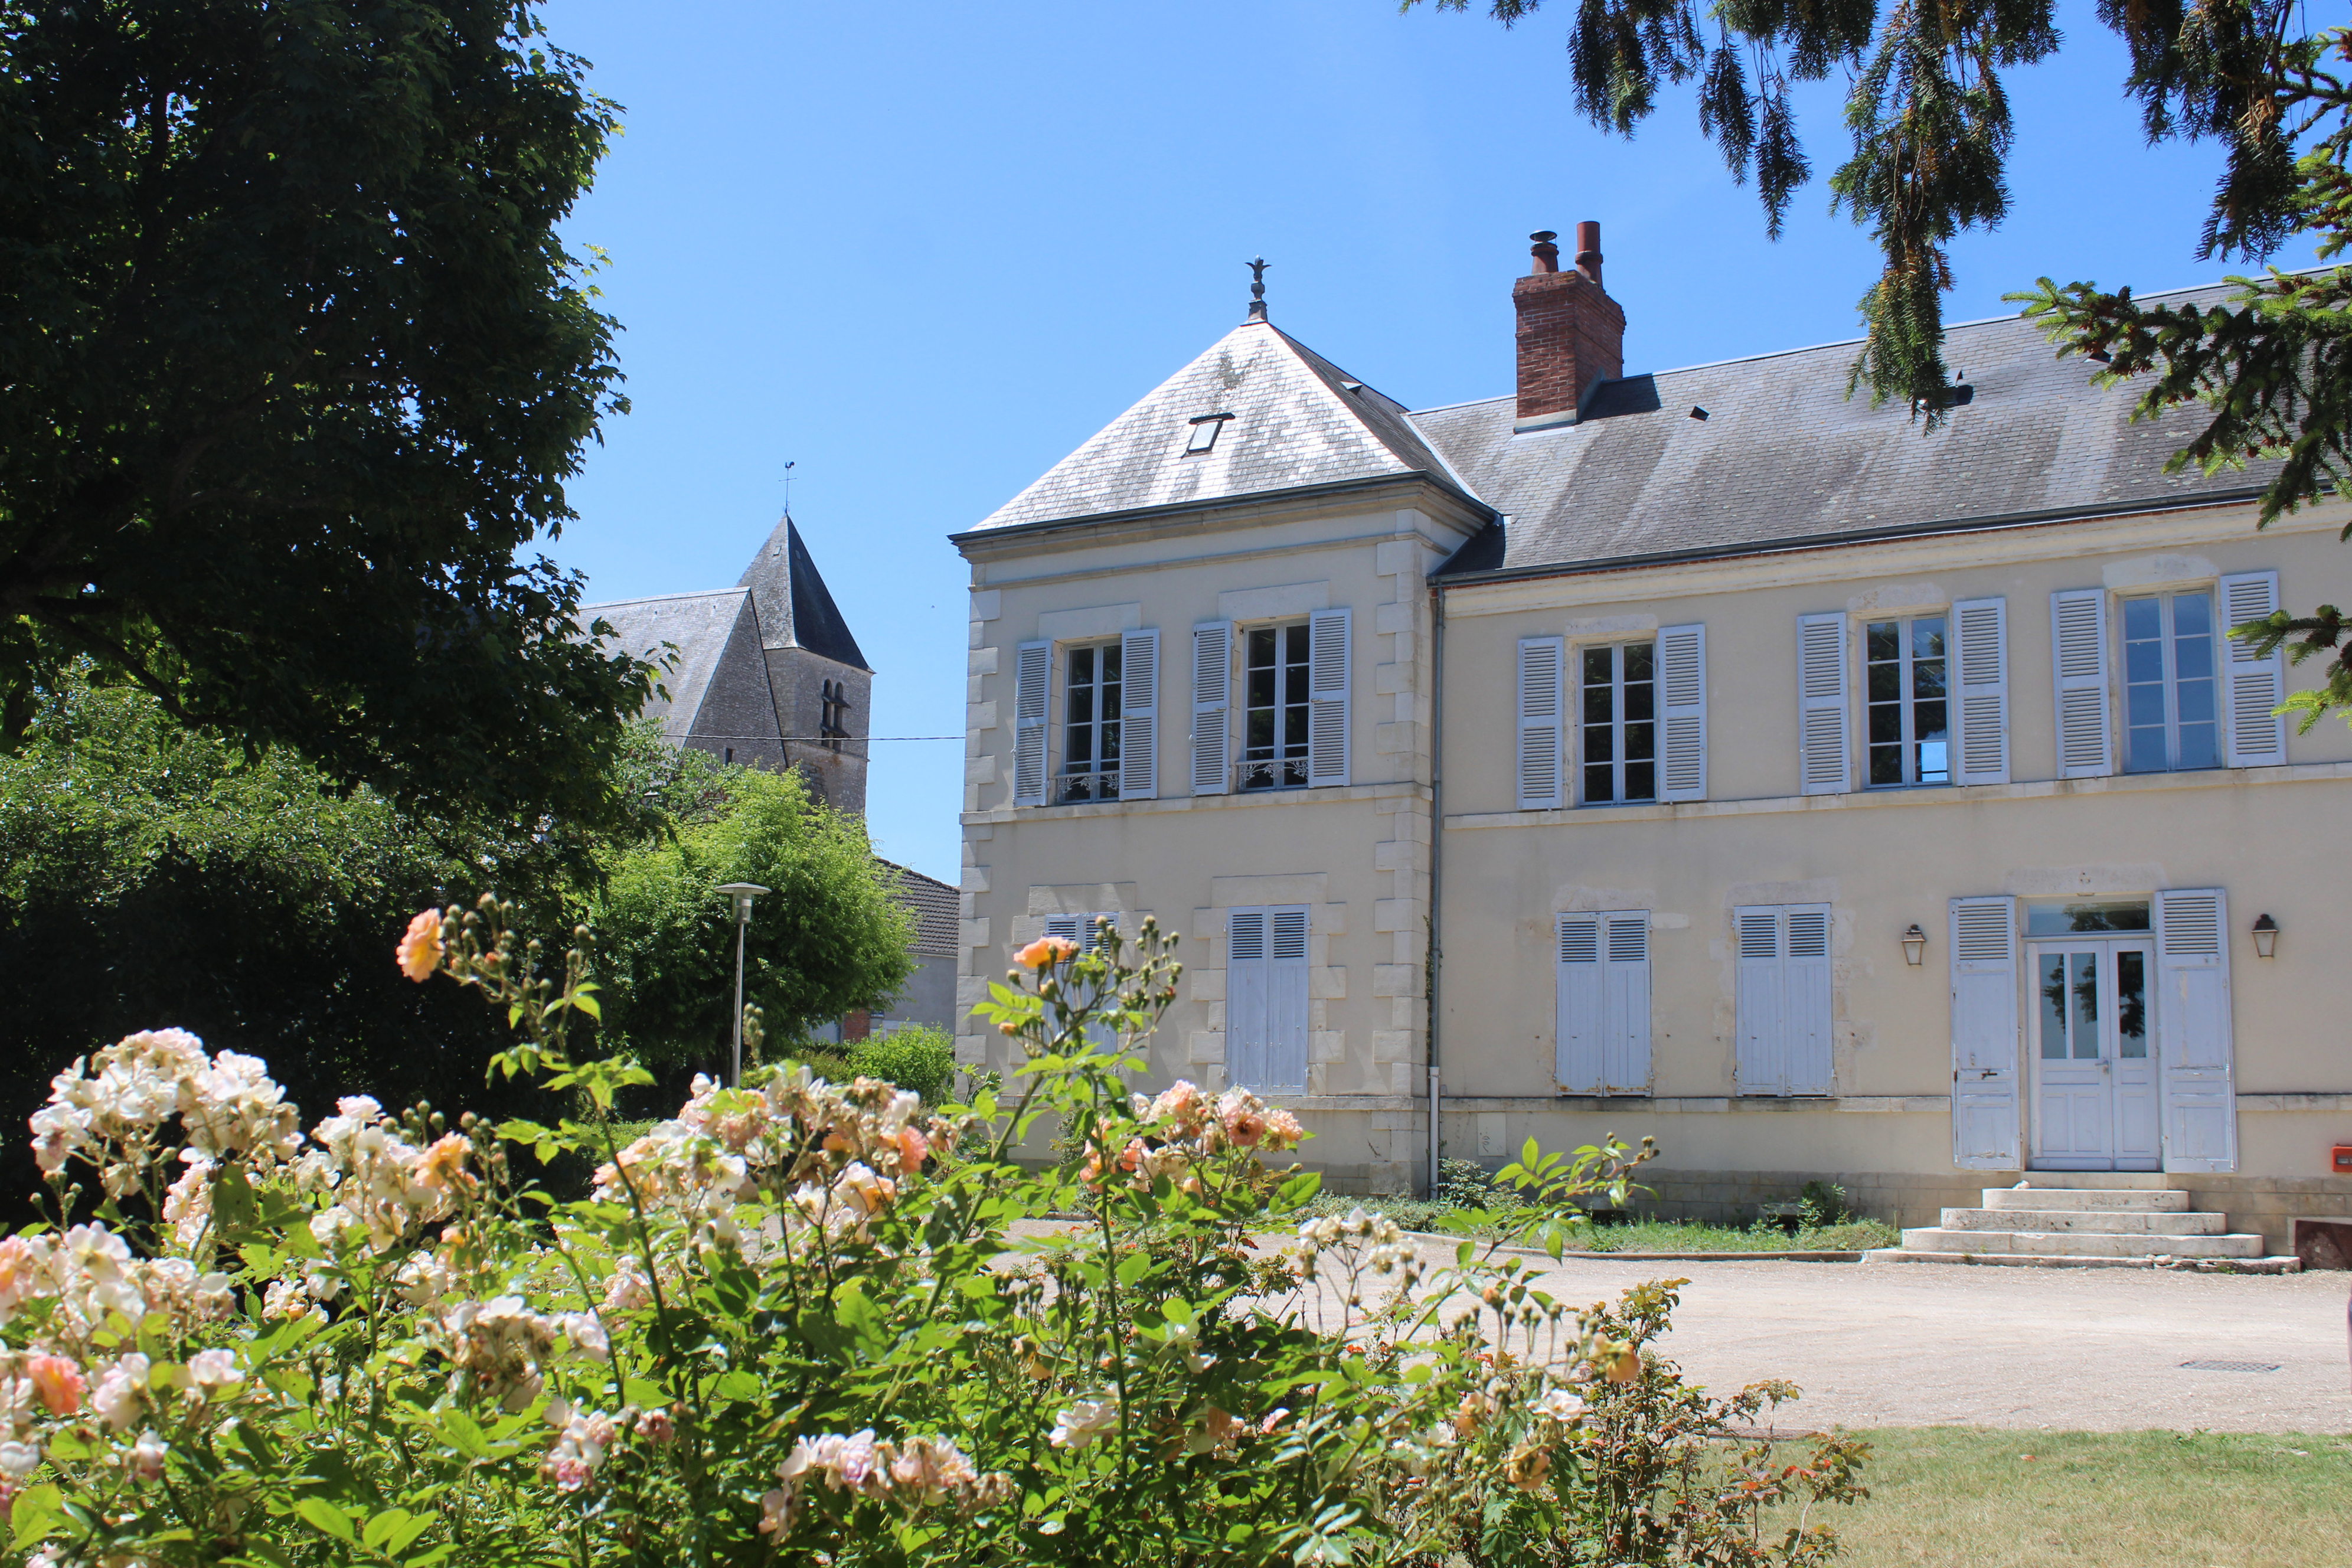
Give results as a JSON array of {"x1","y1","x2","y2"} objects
[
  {"x1": 1602, "y1": 913, "x2": 1652, "y2": 1093},
  {"x1": 1795, "y1": 614, "x2": 1851, "y2": 795},
  {"x1": 1951, "y1": 597, "x2": 2010, "y2": 786},
  {"x1": 1733, "y1": 907, "x2": 1786, "y2": 1095},
  {"x1": 1227, "y1": 908, "x2": 1265, "y2": 1090},
  {"x1": 2155, "y1": 887, "x2": 2237, "y2": 1171},
  {"x1": 1307, "y1": 607, "x2": 1351, "y2": 786},
  {"x1": 1783, "y1": 906, "x2": 1834, "y2": 1095},
  {"x1": 1948, "y1": 895, "x2": 2021, "y2": 1170},
  {"x1": 1044, "y1": 914, "x2": 1082, "y2": 944},
  {"x1": 1119, "y1": 628, "x2": 1159, "y2": 801},
  {"x1": 1554, "y1": 915, "x2": 1601, "y2": 1093},
  {"x1": 2218, "y1": 571, "x2": 2286, "y2": 767},
  {"x1": 2049, "y1": 589, "x2": 2113, "y2": 778},
  {"x1": 1655, "y1": 624, "x2": 1707, "y2": 802},
  {"x1": 1190, "y1": 622, "x2": 1231, "y2": 795},
  {"x1": 1517, "y1": 637, "x2": 1564, "y2": 810},
  {"x1": 1013, "y1": 641, "x2": 1050, "y2": 805}
]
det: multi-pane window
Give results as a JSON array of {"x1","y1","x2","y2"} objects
[
  {"x1": 1240, "y1": 622, "x2": 1311, "y2": 790},
  {"x1": 1058, "y1": 643, "x2": 1122, "y2": 802},
  {"x1": 1580, "y1": 642, "x2": 1654, "y2": 803},
  {"x1": 1864, "y1": 616, "x2": 1949, "y2": 786},
  {"x1": 2122, "y1": 592, "x2": 2219, "y2": 772}
]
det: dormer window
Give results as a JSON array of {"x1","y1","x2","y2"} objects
[{"x1": 1183, "y1": 413, "x2": 1233, "y2": 455}]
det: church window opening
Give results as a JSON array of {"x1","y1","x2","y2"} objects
[
  {"x1": 1241, "y1": 622, "x2": 1312, "y2": 790},
  {"x1": 819, "y1": 680, "x2": 851, "y2": 752},
  {"x1": 1059, "y1": 643, "x2": 1122, "y2": 803}
]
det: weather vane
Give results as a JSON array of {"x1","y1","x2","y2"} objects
[
  {"x1": 1247, "y1": 257, "x2": 1269, "y2": 321},
  {"x1": 783, "y1": 459, "x2": 795, "y2": 517}
]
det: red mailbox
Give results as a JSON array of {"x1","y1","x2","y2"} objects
[{"x1": 2333, "y1": 1144, "x2": 2352, "y2": 1174}]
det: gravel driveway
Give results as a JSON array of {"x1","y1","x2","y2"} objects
[
  {"x1": 1010, "y1": 1221, "x2": 2352, "y2": 1432},
  {"x1": 1465, "y1": 1251, "x2": 2352, "y2": 1433}
]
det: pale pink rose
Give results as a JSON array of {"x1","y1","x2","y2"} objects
[
  {"x1": 897, "y1": 1125, "x2": 929, "y2": 1170},
  {"x1": 396, "y1": 910, "x2": 446, "y2": 982}
]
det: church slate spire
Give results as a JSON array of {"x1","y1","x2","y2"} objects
[{"x1": 738, "y1": 515, "x2": 871, "y2": 672}]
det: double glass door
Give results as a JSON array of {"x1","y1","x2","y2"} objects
[{"x1": 2028, "y1": 938, "x2": 2159, "y2": 1170}]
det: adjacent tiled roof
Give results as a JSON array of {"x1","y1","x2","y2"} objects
[
  {"x1": 581, "y1": 588, "x2": 778, "y2": 743},
  {"x1": 971, "y1": 318, "x2": 1478, "y2": 532},
  {"x1": 880, "y1": 860, "x2": 960, "y2": 960},
  {"x1": 1417, "y1": 283, "x2": 2271, "y2": 579},
  {"x1": 739, "y1": 517, "x2": 872, "y2": 671}
]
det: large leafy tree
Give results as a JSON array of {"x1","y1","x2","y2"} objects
[{"x1": 0, "y1": 0, "x2": 654, "y2": 832}]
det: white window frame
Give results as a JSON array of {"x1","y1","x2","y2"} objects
[
  {"x1": 1056, "y1": 641, "x2": 1125, "y2": 804},
  {"x1": 1863, "y1": 613, "x2": 1951, "y2": 789},
  {"x1": 2120, "y1": 589, "x2": 2223, "y2": 775},
  {"x1": 1239, "y1": 619, "x2": 1314, "y2": 792},
  {"x1": 1577, "y1": 638, "x2": 1658, "y2": 805}
]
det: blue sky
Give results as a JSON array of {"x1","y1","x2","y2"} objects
[{"x1": 545, "y1": 0, "x2": 2311, "y2": 883}]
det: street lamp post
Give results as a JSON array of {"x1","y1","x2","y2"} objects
[{"x1": 715, "y1": 883, "x2": 770, "y2": 1087}]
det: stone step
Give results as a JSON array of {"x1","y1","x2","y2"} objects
[
  {"x1": 1941, "y1": 1206, "x2": 2223, "y2": 1236},
  {"x1": 1898, "y1": 1226, "x2": 2266, "y2": 1259},
  {"x1": 1979, "y1": 1187, "x2": 2188, "y2": 1212},
  {"x1": 1862, "y1": 1248, "x2": 2304, "y2": 1274}
]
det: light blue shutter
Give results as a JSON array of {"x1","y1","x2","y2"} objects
[
  {"x1": 1655, "y1": 625, "x2": 1706, "y2": 802},
  {"x1": 1796, "y1": 614, "x2": 1850, "y2": 795},
  {"x1": 1949, "y1": 895, "x2": 2021, "y2": 1170},
  {"x1": 2155, "y1": 888, "x2": 2237, "y2": 1172},
  {"x1": 1013, "y1": 641, "x2": 1050, "y2": 805},
  {"x1": 1951, "y1": 597, "x2": 2010, "y2": 786},
  {"x1": 1226, "y1": 909, "x2": 1266, "y2": 1090},
  {"x1": 1784, "y1": 905, "x2": 1834, "y2": 1095},
  {"x1": 1307, "y1": 608, "x2": 1351, "y2": 786},
  {"x1": 1517, "y1": 636, "x2": 1564, "y2": 809},
  {"x1": 1119, "y1": 628, "x2": 1159, "y2": 800},
  {"x1": 1734, "y1": 907, "x2": 1785, "y2": 1095},
  {"x1": 2050, "y1": 589, "x2": 2112, "y2": 778},
  {"x1": 1602, "y1": 912, "x2": 1652, "y2": 1093},
  {"x1": 1264, "y1": 907, "x2": 1310, "y2": 1096},
  {"x1": 1554, "y1": 915, "x2": 1601, "y2": 1092},
  {"x1": 1190, "y1": 622, "x2": 1231, "y2": 796},
  {"x1": 2219, "y1": 571, "x2": 2285, "y2": 767}
]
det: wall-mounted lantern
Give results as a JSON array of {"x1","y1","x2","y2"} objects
[
  {"x1": 2251, "y1": 913, "x2": 2279, "y2": 959},
  {"x1": 1901, "y1": 924, "x2": 1928, "y2": 966}
]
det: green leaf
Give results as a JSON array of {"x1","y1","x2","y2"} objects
[
  {"x1": 11, "y1": 1484, "x2": 60, "y2": 1549},
  {"x1": 435, "y1": 1409, "x2": 491, "y2": 1462},
  {"x1": 293, "y1": 1498, "x2": 357, "y2": 1545}
]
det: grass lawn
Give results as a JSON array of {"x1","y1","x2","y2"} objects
[
  {"x1": 1779, "y1": 1427, "x2": 2352, "y2": 1567},
  {"x1": 1278, "y1": 1194, "x2": 1899, "y2": 1252}
]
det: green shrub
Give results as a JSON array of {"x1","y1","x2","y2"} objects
[{"x1": 847, "y1": 1024, "x2": 956, "y2": 1105}]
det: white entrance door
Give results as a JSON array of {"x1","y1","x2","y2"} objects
[{"x1": 2028, "y1": 938, "x2": 2159, "y2": 1171}]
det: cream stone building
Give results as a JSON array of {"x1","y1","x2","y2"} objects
[{"x1": 951, "y1": 228, "x2": 2352, "y2": 1255}]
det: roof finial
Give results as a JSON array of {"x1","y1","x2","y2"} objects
[
  {"x1": 782, "y1": 459, "x2": 796, "y2": 520},
  {"x1": 1247, "y1": 256, "x2": 1269, "y2": 321}
]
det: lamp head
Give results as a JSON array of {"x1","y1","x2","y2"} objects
[
  {"x1": 2251, "y1": 913, "x2": 2278, "y2": 958},
  {"x1": 1900, "y1": 923, "x2": 1928, "y2": 966},
  {"x1": 716, "y1": 883, "x2": 770, "y2": 922}
]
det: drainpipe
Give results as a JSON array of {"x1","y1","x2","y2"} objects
[{"x1": 1426, "y1": 580, "x2": 1446, "y2": 1198}]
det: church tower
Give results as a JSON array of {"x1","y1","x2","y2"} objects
[{"x1": 738, "y1": 515, "x2": 872, "y2": 814}]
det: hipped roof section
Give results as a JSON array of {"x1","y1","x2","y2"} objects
[
  {"x1": 1419, "y1": 282, "x2": 2272, "y2": 579},
  {"x1": 972, "y1": 319, "x2": 1479, "y2": 533},
  {"x1": 738, "y1": 516, "x2": 871, "y2": 671},
  {"x1": 580, "y1": 588, "x2": 769, "y2": 742}
]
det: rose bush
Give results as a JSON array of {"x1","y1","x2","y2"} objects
[{"x1": 0, "y1": 897, "x2": 1863, "y2": 1567}]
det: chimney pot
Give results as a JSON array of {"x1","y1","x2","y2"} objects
[{"x1": 1512, "y1": 221, "x2": 1623, "y2": 429}]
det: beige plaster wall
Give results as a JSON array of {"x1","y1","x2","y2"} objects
[
  {"x1": 1429, "y1": 499, "x2": 2352, "y2": 1203},
  {"x1": 953, "y1": 488, "x2": 1481, "y2": 1191}
]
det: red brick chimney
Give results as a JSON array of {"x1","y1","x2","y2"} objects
[{"x1": 1513, "y1": 221, "x2": 1623, "y2": 429}]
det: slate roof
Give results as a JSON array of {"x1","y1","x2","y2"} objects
[
  {"x1": 972, "y1": 318, "x2": 1478, "y2": 532},
  {"x1": 581, "y1": 588, "x2": 778, "y2": 743},
  {"x1": 739, "y1": 517, "x2": 872, "y2": 671},
  {"x1": 1417, "y1": 283, "x2": 2269, "y2": 579},
  {"x1": 880, "y1": 860, "x2": 961, "y2": 960}
]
